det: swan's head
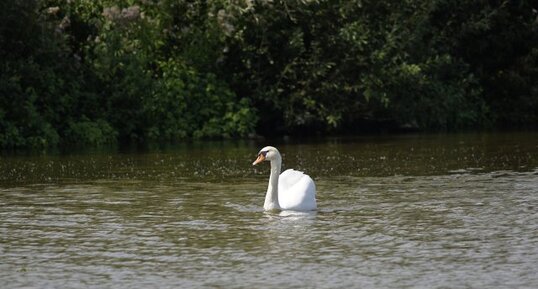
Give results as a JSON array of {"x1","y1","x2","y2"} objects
[{"x1": 252, "y1": 146, "x2": 280, "y2": 165}]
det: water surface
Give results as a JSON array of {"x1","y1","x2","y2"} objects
[{"x1": 1, "y1": 132, "x2": 537, "y2": 288}]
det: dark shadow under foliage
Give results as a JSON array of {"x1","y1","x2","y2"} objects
[{"x1": 0, "y1": 0, "x2": 536, "y2": 148}]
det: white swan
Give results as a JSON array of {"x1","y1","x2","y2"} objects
[{"x1": 252, "y1": 146, "x2": 317, "y2": 211}]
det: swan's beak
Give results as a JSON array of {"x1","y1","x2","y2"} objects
[{"x1": 252, "y1": 154, "x2": 265, "y2": 165}]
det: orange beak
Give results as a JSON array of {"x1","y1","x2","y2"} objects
[{"x1": 252, "y1": 154, "x2": 265, "y2": 165}]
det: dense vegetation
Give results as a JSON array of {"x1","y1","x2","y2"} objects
[{"x1": 1, "y1": 0, "x2": 536, "y2": 148}]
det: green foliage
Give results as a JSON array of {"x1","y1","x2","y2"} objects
[
  {"x1": 65, "y1": 118, "x2": 117, "y2": 146},
  {"x1": 424, "y1": 0, "x2": 538, "y2": 126},
  {"x1": 0, "y1": 0, "x2": 536, "y2": 148},
  {"x1": 0, "y1": 1, "x2": 74, "y2": 148},
  {"x1": 145, "y1": 59, "x2": 256, "y2": 140},
  {"x1": 218, "y1": 0, "x2": 499, "y2": 132},
  {"x1": 384, "y1": 56, "x2": 487, "y2": 129},
  {"x1": 0, "y1": 0, "x2": 256, "y2": 148}
]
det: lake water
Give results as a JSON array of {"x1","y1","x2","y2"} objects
[{"x1": 1, "y1": 132, "x2": 537, "y2": 288}]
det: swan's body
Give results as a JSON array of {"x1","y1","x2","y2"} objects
[{"x1": 252, "y1": 146, "x2": 317, "y2": 211}]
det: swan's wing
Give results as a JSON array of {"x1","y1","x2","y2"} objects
[
  {"x1": 279, "y1": 169, "x2": 317, "y2": 211},
  {"x1": 278, "y1": 169, "x2": 307, "y2": 191}
]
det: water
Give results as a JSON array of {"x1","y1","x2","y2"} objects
[{"x1": 1, "y1": 132, "x2": 537, "y2": 288}]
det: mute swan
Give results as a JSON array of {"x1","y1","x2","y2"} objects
[{"x1": 252, "y1": 146, "x2": 317, "y2": 211}]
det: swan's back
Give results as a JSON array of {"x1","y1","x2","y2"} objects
[{"x1": 278, "y1": 169, "x2": 317, "y2": 211}]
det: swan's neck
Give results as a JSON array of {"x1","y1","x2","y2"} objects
[{"x1": 264, "y1": 156, "x2": 281, "y2": 211}]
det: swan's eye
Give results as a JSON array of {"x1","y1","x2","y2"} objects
[{"x1": 259, "y1": 151, "x2": 268, "y2": 157}]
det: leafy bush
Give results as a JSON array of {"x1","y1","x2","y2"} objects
[
  {"x1": 146, "y1": 59, "x2": 256, "y2": 140},
  {"x1": 64, "y1": 118, "x2": 117, "y2": 146},
  {"x1": 0, "y1": 0, "x2": 536, "y2": 148}
]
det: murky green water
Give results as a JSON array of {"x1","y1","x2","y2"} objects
[{"x1": 1, "y1": 132, "x2": 537, "y2": 288}]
